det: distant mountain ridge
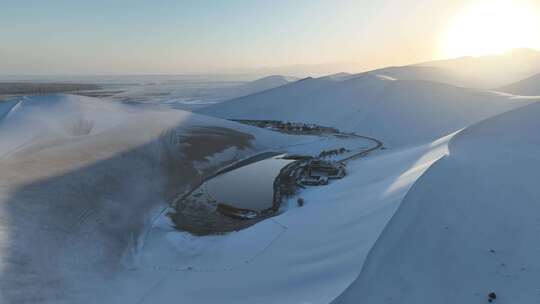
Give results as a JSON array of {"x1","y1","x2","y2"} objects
[
  {"x1": 234, "y1": 75, "x2": 298, "y2": 95},
  {"x1": 498, "y1": 72, "x2": 540, "y2": 96},
  {"x1": 415, "y1": 48, "x2": 540, "y2": 89}
]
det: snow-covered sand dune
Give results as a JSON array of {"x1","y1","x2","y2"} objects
[
  {"x1": 0, "y1": 94, "x2": 308, "y2": 303},
  {"x1": 416, "y1": 48, "x2": 540, "y2": 89},
  {"x1": 199, "y1": 75, "x2": 534, "y2": 147},
  {"x1": 107, "y1": 132, "x2": 452, "y2": 304},
  {"x1": 1, "y1": 81, "x2": 538, "y2": 303},
  {"x1": 498, "y1": 72, "x2": 540, "y2": 96},
  {"x1": 333, "y1": 100, "x2": 540, "y2": 304},
  {"x1": 0, "y1": 93, "x2": 454, "y2": 303},
  {"x1": 365, "y1": 65, "x2": 478, "y2": 88},
  {"x1": 232, "y1": 75, "x2": 297, "y2": 95}
]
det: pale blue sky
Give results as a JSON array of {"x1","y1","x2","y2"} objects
[{"x1": 1, "y1": 0, "x2": 538, "y2": 75}]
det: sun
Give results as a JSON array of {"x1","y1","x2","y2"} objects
[{"x1": 439, "y1": 0, "x2": 540, "y2": 58}]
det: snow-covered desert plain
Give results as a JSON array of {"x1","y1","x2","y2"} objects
[{"x1": 1, "y1": 51, "x2": 540, "y2": 304}]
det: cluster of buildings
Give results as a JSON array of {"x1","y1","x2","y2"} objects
[
  {"x1": 231, "y1": 119, "x2": 339, "y2": 135},
  {"x1": 273, "y1": 157, "x2": 347, "y2": 213},
  {"x1": 299, "y1": 159, "x2": 346, "y2": 185}
]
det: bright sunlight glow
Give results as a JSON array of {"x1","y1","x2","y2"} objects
[{"x1": 439, "y1": 0, "x2": 540, "y2": 58}]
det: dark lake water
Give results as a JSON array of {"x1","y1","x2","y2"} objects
[{"x1": 205, "y1": 155, "x2": 296, "y2": 211}]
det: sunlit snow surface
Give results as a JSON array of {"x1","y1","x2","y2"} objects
[
  {"x1": 0, "y1": 93, "x2": 447, "y2": 303},
  {"x1": 0, "y1": 94, "x2": 306, "y2": 303},
  {"x1": 0, "y1": 89, "x2": 538, "y2": 303},
  {"x1": 198, "y1": 73, "x2": 534, "y2": 147},
  {"x1": 334, "y1": 102, "x2": 540, "y2": 304}
]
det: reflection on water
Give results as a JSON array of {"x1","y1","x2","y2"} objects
[
  {"x1": 172, "y1": 154, "x2": 297, "y2": 235},
  {"x1": 205, "y1": 155, "x2": 296, "y2": 211}
]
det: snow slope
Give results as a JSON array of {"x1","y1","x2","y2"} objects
[
  {"x1": 199, "y1": 74, "x2": 534, "y2": 147},
  {"x1": 333, "y1": 101, "x2": 540, "y2": 304},
  {"x1": 309, "y1": 49, "x2": 540, "y2": 90},
  {"x1": 416, "y1": 48, "x2": 540, "y2": 89},
  {"x1": 0, "y1": 93, "x2": 454, "y2": 304},
  {"x1": 0, "y1": 94, "x2": 314, "y2": 303},
  {"x1": 0, "y1": 94, "x2": 135, "y2": 158},
  {"x1": 498, "y1": 72, "x2": 540, "y2": 96},
  {"x1": 320, "y1": 72, "x2": 356, "y2": 81},
  {"x1": 107, "y1": 133, "x2": 452, "y2": 304},
  {"x1": 366, "y1": 65, "x2": 479, "y2": 88},
  {"x1": 233, "y1": 75, "x2": 296, "y2": 95},
  {"x1": 0, "y1": 99, "x2": 19, "y2": 121},
  {"x1": 1, "y1": 89, "x2": 537, "y2": 303}
]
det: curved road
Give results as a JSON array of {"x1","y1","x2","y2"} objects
[{"x1": 338, "y1": 133, "x2": 383, "y2": 163}]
